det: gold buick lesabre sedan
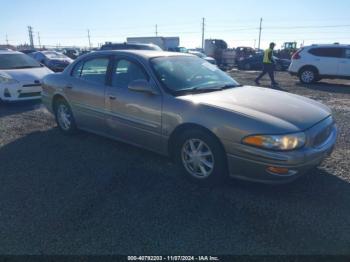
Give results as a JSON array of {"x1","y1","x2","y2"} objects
[{"x1": 42, "y1": 50, "x2": 337, "y2": 184}]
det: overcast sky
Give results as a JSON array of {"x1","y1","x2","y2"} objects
[{"x1": 1, "y1": 0, "x2": 350, "y2": 49}]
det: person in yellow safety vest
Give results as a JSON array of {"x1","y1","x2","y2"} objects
[{"x1": 255, "y1": 42, "x2": 279, "y2": 87}]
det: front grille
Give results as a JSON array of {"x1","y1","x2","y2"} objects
[
  {"x1": 19, "y1": 92, "x2": 41, "y2": 98},
  {"x1": 314, "y1": 124, "x2": 333, "y2": 147}
]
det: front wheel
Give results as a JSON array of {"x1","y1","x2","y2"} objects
[
  {"x1": 174, "y1": 130, "x2": 227, "y2": 184},
  {"x1": 54, "y1": 99, "x2": 77, "y2": 134}
]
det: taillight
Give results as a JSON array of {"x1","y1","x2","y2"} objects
[{"x1": 292, "y1": 49, "x2": 303, "y2": 60}]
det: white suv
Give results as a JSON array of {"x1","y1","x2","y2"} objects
[{"x1": 289, "y1": 44, "x2": 350, "y2": 84}]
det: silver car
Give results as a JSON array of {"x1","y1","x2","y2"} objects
[{"x1": 42, "y1": 50, "x2": 337, "y2": 184}]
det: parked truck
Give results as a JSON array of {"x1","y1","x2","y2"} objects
[
  {"x1": 204, "y1": 39, "x2": 236, "y2": 70},
  {"x1": 127, "y1": 36, "x2": 180, "y2": 51}
]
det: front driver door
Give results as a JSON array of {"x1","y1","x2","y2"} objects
[{"x1": 105, "y1": 57, "x2": 163, "y2": 153}]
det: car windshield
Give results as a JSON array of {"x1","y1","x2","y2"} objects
[
  {"x1": 151, "y1": 56, "x2": 240, "y2": 94},
  {"x1": 43, "y1": 52, "x2": 67, "y2": 59},
  {"x1": 0, "y1": 53, "x2": 42, "y2": 69}
]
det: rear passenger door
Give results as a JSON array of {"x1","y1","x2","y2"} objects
[
  {"x1": 66, "y1": 56, "x2": 111, "y2": 132},
  {"x1": 308, "y1": 47, "x2": 343, "y2": 75},
  {"x1": 338, "y1": 48, "x2": 350, "y2": 77}
]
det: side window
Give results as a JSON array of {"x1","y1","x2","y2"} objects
[
  {"x1": 112, "y1": 59, "x2": 148, "y2": 88},
  {"x1": 80, "y1": 57, "x2": 109, "y2": 85},
  {"x1": 71, "y1": 61, "x2": 84, "y2": 78},
  {"x1": 309, "y1": 48, "x2": 343, "y2": 58},
  {"x1": 35, "y1": 53, "x2": 43, "y2": 60},
  {"x1": 345, "y1": 49, "x2": 350, "y2": 59}
]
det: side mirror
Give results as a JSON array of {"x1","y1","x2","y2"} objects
[{"x1": 128, "y1": 79, "x2": 158, "y2": 95}]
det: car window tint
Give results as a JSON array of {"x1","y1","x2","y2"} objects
[
  {"x1": 71, "y1": 61, "x2": 84, "y2": 77},
  {"x1": 309, "y1": 48, "x2": 343, "y2": 58},
  {"x1": 112, "y1": 59, "x2": 148, "y2": 88},
  {"x1": 80, "y1": 58, "x2": 109, "y2": 85}
]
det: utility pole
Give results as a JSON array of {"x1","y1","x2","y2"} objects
[
  {"x1": 258, "y1": 18, "x2": 262, "y2": 50},
  {"x1": 201, "y1": 17, "x2": 205, "y2": 50},
  {"x1": 37, "y1": 32, "x2": 41, "y2": 49},
  {"x1": 87, "y1": 29, "x2": 92, "y2": 50},
  {"x1": 155, "y1": 24, "x2": 158, "y2": 36},
  {"x1": 28, "y1": 26, "x2": 34, "y2": 48},
  {"x1": 6, "y1": 34, "x2": 9, "y2": 46}
]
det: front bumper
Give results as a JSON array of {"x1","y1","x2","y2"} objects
[
  {"x1": 225, "y1": 117, "x2": 337, "y2": 184},
  {"x1": 0, "y1": 83, "x2": 42, "y2": 102}
]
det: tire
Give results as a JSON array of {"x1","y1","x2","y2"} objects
[
  {"x1": 275, "y1": 63, "x2": 282, "y2": 71},
  {"x1": 174, "y1": 129, "x2": 227, "y2": 184},
  {"x1": 244, "y1": 63, "x2": 251, "y2": 70},
  {"x1": 299, "y1": 67, "x2": 318, "y2": 84},
  {"x1": 54, "y1": 98, "x2": 77, "y2": 135}
]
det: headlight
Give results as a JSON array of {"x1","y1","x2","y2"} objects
[
  {"x1": 242, "y1": 132, "x2": 306, "y2": 151},
  {"x1": 0, "y1": 74, "x2": 18, "y2": 84}
]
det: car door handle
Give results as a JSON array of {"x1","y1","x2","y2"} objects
[
  {"x1": 65, "y1": 85, "x2": 73, "y2": 89},
  {"x1": 109, "y1": 96, "x2": 117, "y2": 100}
]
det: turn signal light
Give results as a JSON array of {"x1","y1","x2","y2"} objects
[{"x1": 267, "y1": 166, "x2": 290, "y2": 175}]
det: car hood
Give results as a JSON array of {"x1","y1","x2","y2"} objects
[
  {"x1": 178, "y1": 86, "x2": 331, "y2": 132},
  {"x1": 1, "y1": 67, "x2": 53, "y2": 82}
]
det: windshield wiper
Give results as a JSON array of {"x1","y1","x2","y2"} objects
[
  {"x1": 192, "y1": 84, "x2": 241, "y2": 91},
  {"x1": 175, "y1": 83, "x2": 242, "y2": 95}
]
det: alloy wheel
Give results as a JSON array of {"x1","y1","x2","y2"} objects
[
  {"x1": 57, "y1": 104, "x2": 72, "y2": 131},
  {"x1": 181, "y1": 139, "x2": 215, "y2": 179},
  {"x1": 301, "y1": 70, "x2": 315, "y2": 83}
]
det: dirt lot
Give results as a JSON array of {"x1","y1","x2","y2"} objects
[{"x1": 0, "y1": 71, "x2": 349, "y2": 255}]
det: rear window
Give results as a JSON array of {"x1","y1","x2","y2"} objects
[
  {"x1": 308, "y1": 48, "x2": 343, "y2": 58},
  {"x1": 101, "y1": 44, "x2": 126, "y2": 50},
  {"x1": 100, "y1": 44, "x2": 161, "y2": 51}
]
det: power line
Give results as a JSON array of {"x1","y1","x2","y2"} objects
[
  {"x1": 37, "y1": 32, "x2": 41, "y2": 49},
  {"x1": 258, "y1": 18, "x2": 262, "y2": 50},
  {"x1": 28, "y1": 26, "x2": 34, "y2": 48},
  {"x1": 201, "y1": 17, "x2": 205, "y2": 50},
  {"x1": 87, "y1": 29, "x2": 92, "y2": 49}
]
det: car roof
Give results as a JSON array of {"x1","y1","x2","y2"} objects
[
  {"x1": 91, "y1": 50, "x2": 194, "y2": 59},
  {"x1": 304, "y1": 44, "x2": 350, "y2": 48},
  {"x1": 103, "y1": 42, "x2": 157, "y2": 47},
  {"x1": 0, "y1": 50, "x2": 23, "y2": 55}
]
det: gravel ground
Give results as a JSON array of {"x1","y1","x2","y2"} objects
[{"x1": 0, "y1": 71, "x2": 349, "y2": 255}]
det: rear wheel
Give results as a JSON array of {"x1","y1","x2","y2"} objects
[
  {"x1": 299, "y1": 67, "x2": 318, "y2": 84},
  {"x1": 275, "y1": 63, "x2": 283, "y2": 71},
  {"x1": 174, "y1": 129, "x2": 227, "y2": 184},
  {"x1": 54, "y1": 99, "x2": 77, "y2": 134}
]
